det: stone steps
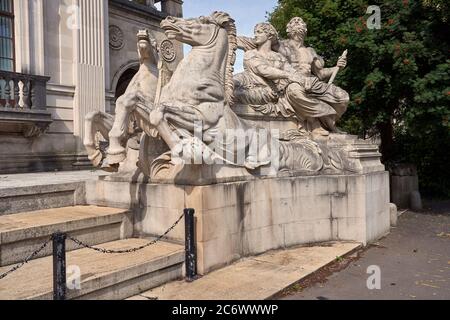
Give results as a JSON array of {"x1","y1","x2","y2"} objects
[
  {"x1": 0, "y1": 182, "x2": 85, "y2": 216},
  {"x1": 0, "y1": 170, "x2": 109, "y2": 215},
  {"x1": 0, "y1": 173, "x2": 186, "y2": 300},
  {"x1": 0, "y1": 206, "x2": 132, "y2": 266},
  {"x1": 0, "y1": 238, "x2": 184, "y2": 300}
]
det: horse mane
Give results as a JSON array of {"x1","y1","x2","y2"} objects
[{"x1": 208, "y1": 11, "x2": 237, "y2": 104}]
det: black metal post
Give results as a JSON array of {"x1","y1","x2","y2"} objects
[
  {"x1": 184, "y1": 208, "x2": 197, "y2": 282},
  {"x1": 52, "y1": 232, "x2": 67, "y2": 300}
]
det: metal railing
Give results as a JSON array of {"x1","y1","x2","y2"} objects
[{"x1": 0, "y1": 208, "x2": 197, "y2": 300}]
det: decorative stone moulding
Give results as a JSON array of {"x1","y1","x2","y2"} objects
[
  {"x1": 109, "y1": 25, "x2": 125, "y2": 50},
  {"x1": 159, "y1": 39, "x2": 176, "y2": 62}
]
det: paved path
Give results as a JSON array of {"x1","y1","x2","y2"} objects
[
  {"x1": 281, "y1": 203, "x2": 450, "y2": 300},
  {"x1": 128, "y1": 242, "x2": 361, "y2": 300}
]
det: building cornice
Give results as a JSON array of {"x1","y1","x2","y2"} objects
[
  {"x1": 109, "y1": 0, "x2": 167, "y2": 21},
  {"x1": 47, "y1": 84, "x2": 76, "y2": 97}
]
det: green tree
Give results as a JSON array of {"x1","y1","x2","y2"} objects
[{"x1": 268, "y1": 0, "x2": 450, "y2": 197}]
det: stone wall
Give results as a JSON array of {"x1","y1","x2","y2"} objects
[
  {"x1": 390, "y1": 164, "x2": 421, "y2": 209},
  {"x1": 86, "y1": 171, "x2": 391, "y2": 274},
  {"x1": 0, "y1": 0, "x2": 79, "y2": 173}
]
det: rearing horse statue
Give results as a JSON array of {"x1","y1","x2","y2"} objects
[
  {"x1": 149, "y1": 11, "x2": 325, "y2": 173},
  {"x1": 84, "y1": 29, "x2": 160, "y2": 171},
  {"x1": 84, "y1": 12, "x2": 351, "y2": 177}
]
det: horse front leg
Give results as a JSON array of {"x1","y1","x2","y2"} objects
[
  {"x1": 149, "y1": 105, "x2": 182, "y2": 150},
  {"x1": 106, "y1": 93, "x2": 137, "y2": 165},
  {"x1": 84, "y1": 111, "x2": 114, "y2": 167}
]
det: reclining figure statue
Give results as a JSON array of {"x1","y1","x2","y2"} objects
[{"x1": 236, "y1": 18, "x2": 350, "y2": 137}]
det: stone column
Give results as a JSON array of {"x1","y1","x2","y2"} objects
[
  {"x1": 73, "y1": 0, "x2": 108, "y2": 152},
  {"x1": 29, "y1": 0, "x2": 45, "y2": 75},
  {"x1": 13, "y1": 0, "x2": 45, "y2": 75},
  {"x1": 161, "y1": 0, "x2": 183, "y2": 18}
]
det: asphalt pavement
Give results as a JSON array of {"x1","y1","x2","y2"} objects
[{"x1": 280, "y1": 201, "x2": 450, "y2": 300}]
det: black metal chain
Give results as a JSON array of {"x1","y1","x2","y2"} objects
[
  {"x1": 0, "y1": 212, "x2": 186, "y2": 281},
  {"x1": 0, "y1": 237, "x2": 52, "y2": 280},
  {"x1": 67, "y1": 212, "x2": 185, "y2": 254}
]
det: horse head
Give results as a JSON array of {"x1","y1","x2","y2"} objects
[
  {"x1": 161, "y1": 15, "x2": 222, "y2": 47},
  {"x1": 137, "y1": 29, "x2": 157, "y2": 64},
  {"x1": 161, "y1": 12, "x2": 237, "y2": 103}
]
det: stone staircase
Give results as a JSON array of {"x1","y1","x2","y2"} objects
[{"x1": 0, "y1": 172, "x2": 185, "y2": 300}]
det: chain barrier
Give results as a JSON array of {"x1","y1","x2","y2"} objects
[
  {"x1": 0, "y1": 236, "x2": 52, "y2": 280},
  {"x1": 0, "y1": 211, "x2": 186, "y2": 282},
  {"x1": 67, "y1": 211, "x2": 185, "y2": 254}
]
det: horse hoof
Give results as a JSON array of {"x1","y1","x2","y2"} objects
[
  {"x1": 88, "y1": 150, "x2": 103, "y2": 167},
  {"x1": 100, "y1": 161, "x2": 119, "y2": 173}
]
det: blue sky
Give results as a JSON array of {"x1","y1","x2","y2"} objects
[{"x1": 181, "y1": 0, "x2": 279, "y2": 73}]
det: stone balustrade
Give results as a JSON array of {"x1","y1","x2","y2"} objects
[
  {"x1": 0, "y1": 71, "x2": 50, "y2": 110},
  {"x1": 0, "y1": 71, "x2": 52, "y2": 138}
]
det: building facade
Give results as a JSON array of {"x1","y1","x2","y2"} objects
[{"x1": 0, "y1": 0, "x2": 183, "y2": 173}]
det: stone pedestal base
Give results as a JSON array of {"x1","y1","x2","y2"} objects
[
  {"x1": 389, "y1": 164, "x2": 420, "y2": 209},
  {"x1": 86, "y1": 171, "x2": 390, "y2": 275}
]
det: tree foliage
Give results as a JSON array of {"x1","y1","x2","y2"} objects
[{"x1": 268, "y1": 0, "x2": 450, "y2": 197}]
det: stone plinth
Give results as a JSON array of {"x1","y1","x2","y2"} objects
[
  {"x1": 86, "y1": 170, "x2": 390, "y2": 275},
  {"x1": 389, "y1": 164, "x2": 420, "y2": 209},
  {"x1": 234, "y1": 104, "x2": 385, "y2": 175}
]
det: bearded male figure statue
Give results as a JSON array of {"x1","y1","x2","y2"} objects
[{"x1": 236, "y1": 17, "x2": 350, "y2": 137}]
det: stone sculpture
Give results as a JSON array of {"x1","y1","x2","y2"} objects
[
  {"x1": 84, "y1": 29, "x2": 161, "y2": 172},
  {"x1": 84, "y1": 12, "x2": 381, "y2": 180},
  {"x1": 145, "y1": 12, "x2": 329, "y2": 175},
  {"x1": 83, "y1": 12, "x2": 390, "y2": 274},
  {"x1": 236, "y1": 17, "x2": 350, "y2": 137}
]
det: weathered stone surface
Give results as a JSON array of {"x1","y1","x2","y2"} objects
[
  {"x1": 390, "y1": 163, "x2": 418, "y2": 176},
  {"x1": 391, "y1": 174, "x2": 419, "y2": 209},
  {"x1": 129, "y1": 242, "x2": 361, "y2": 300},
  {"x1": 86, "y1": 171, "x2": 391, "y2": 275},
  {"x1": 235, "y1": 20, "x2": 349, "y2": 137},
  {"x1": 1, "y1": 1, "x2": 178, "y2": 176},
  {"x1": 390, "y1": 203, "x2": 398, "y2": 226},
  {"x1": 0, "y1": 239, "x2": 184, "y2": 300},
  {"x1": 0, "y1": 170, "x2": 108, "y2": 215},
  {"x1": 0, "y1": 183, "x2": 84, "y2": 216},
  {"x1": 0, "y1": 206, "x2": 132, "y2": 266},
  {"x1": 410, "y1": 191, "x2": 423, "y2": 211},
  {"x1": 45, "y1": 10, "x2": 392, "y2": 287},
  {"x1": 85, "y1": 12, "x2": 384, "y2": 183}
]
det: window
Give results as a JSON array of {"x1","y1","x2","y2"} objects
[{"x1": 0, "y1": 0, "x2": 14, "y2": 71}]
